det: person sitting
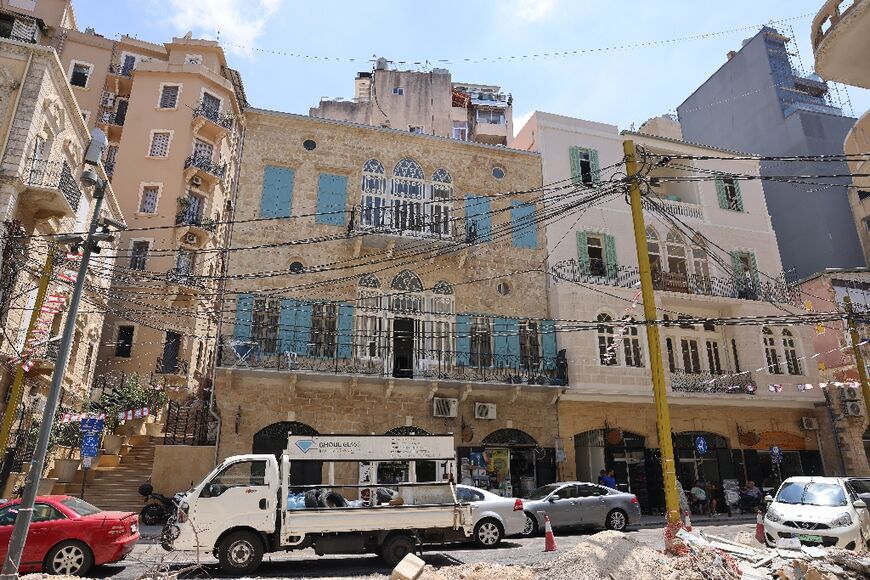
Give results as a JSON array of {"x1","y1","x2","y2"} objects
[
  {"x1": 739, "y1": 480, "x2": 763, "y2": 512},
  {"x1": 601, "y1": 470, "x2": 617, "y2": 489},
  {"x1": 690, "y1": 480, "x2": 708, "y2": 515}
]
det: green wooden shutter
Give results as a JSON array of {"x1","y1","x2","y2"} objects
[
  {"x1": 455, "y1": 315, "x2": 471, "y2": 366},
  {"x1": 337, "y1": 303, "x2": 354, "y2": 358},
  {"x1": 732, "y1": 180, "x2": 745, "y2": 212},
  {"x1": 715, "y1": 177, "x2": 728, "y2": 209},
  {"x1": 569, "y1": 147, "x2": 583, "y2": 186},
  {"x1": 747, "y1": 251, "x2": 760, "y2": 289},
  {"x1": 234, "y1": 294, "x2": 253, "y2": 340},
  {"x1": 576, "y1": 231, "x2": 590, "y2": 274},
  {"x1": 589, "y1": 148, "x2": 600, "y2": 183},
  {"x1": 604, "y1": 234, "x2": 617, "y2": 278},
  {"x1": 729, "y1": 251, "x2": 743, "y2": 282}
]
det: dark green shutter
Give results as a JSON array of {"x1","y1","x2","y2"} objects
[
  {"x1": 604, "y1": 234, "x2": 617, "y2": 277},
  {"x1": 576, "y1": 231, "x2": 590, "y2": 274}
]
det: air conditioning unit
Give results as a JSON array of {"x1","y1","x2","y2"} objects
[
  {"x1": 432, "y1": 397, "x2": 458, "y2": 418},
  {"x1": 844, "y1": 401, "x2": 865, "y2": 417},
  {"x1": 474, "y1": 402, "x2": 497, "y2": 420},
  {"x1": 183, "y1": 232, "x2": 198, "y2": 245},
  {"x1": 799, "y1": 417, "x2": 819, "y2": 431},
  {"x1": 843, "y1": 386, "x2": 860, "y2": 401},
  {"x1": 190, "y1": 175, "x2": 202, "y2": 187},
  {"x1": 101, "y1": 91, "x2": 115, "y2": 107}
]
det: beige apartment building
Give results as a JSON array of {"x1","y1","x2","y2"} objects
[
  {"x1": 813, "y1": 0, "x2": 870, "y2": 265},
  {"x1": 199, "y1": 108, "x2": 569, "y2": 499},
  {"x1": 0, "y1": 36, "x2": 122, "y2": 474},
  {"x1": 311, "y1": 59, "x2": 514, "y2": 146},
  {"x1": 0, "y1": 0, "x2": 246, "y2": 396},
  {"x1": 513, "y1": 112, "x2": 866, "y2": 513}
]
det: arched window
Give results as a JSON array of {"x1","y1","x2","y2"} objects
[
  {"x1": 646, "y1": 227, "x2": 662, "y2": 276},
  {"x1": 431, "y1": 281, "x2": 455, "y2": 315},
  {"x1": 390, "y1": 269, "x2": 423, "y2": 313},
  {"x1": 391, "y1": 269, "x2": 424, "y2": 292},
  {"x1": 597, "y1": 313, "x2": 616, "y2": 366},
  {"x1": 762, "y1": 327, "x2": 782, "y2": 374},
  {"x1": 622, "y1": 316, "x2": 643, "y2": 367},
  {"x1": 392, "y1": 158, "x2": 424, "y2": 196},
  {"x1": 666, "y1": 230, "x2": 688, "y2": 276},
  {"x1": 390, "y1": 158, "x2": 425, "y2": 232},
  {"x1": 359, "y1": 273, "x2": 381, "y2": 288},
  {"x1": 362, "y1": 159, "x2": 385, "y2": 193},
  {"x1": 691, "y1": 235, "x2": 711, "y2": 292},
  {"x1": 430, "y1": 169, "x2": 452, "y2": 235},
  {"x1": 361, "y1": 159, "x2": 386, "y2": 227},
  {"x1": 357, "y1": 274, "x2": 381, "y2": 310},
  {"x1": 782, "y1": 328, "x2": 802, "y2": 375}
]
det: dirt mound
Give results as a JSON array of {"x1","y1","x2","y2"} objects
[
  {"x1": 545, "y1": 530, "x2": 675, "y2": 580},
  {"x1": 420, "y1": 562, "x2": 536, "y2": 580}
]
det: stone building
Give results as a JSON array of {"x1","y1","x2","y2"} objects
[
  {"x1": 311, "y1": 58, "x2": 513, "y2": 146},
  {"x1": 214, "y1": 108, "x2": 564, "y2": 497},
  {"x1": 513, "y1": 111, "x2": 848, "y2": 514},
  {"x1": 0, "y1": 36, "x2": 122, "y2": 475}
]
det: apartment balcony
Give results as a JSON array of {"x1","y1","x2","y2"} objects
[
  {"x1": 217, "y1": 338, "x2": 568, "y2": 388},
  {"x1": 28, "y1": 338, "x2": 61, "y2": 375},
  {"x1": 354, "y1": 201, "x2": 465, "y2": 250},
  {"x1": 669, "y1": 368, "x2": 756, "y2": 395},
  {"x1": 812, "y1": 0, "x2": 870, "y2": 89},
  {"x1": 551, "y1": 259, "x2": 797, "y2": 304},
  {"x1": 165, "y1": 268, "x2": 206, "y2": 295},
  {"x1": 472, "y1": 121, "x2": 508, "y2": 146},
  {"x1": 106, "y1": 63, "x2": 134, "y2": 95},
  {"x1": 0, "y1": 16, "x2": 38, "y2": 44},
  {"x1": 175, "y1": 211, "x2": 216, "y2": 248},
  {"x1": 155, "y1": 357, "x2": 189, "y2": 379},
  {"x1": 845, "y1": 109, "x2": 870, "y2": 176},
  {"x1": 191, "y1": 102, "x2": 234, "y2": 142},
  {"x1": 97, "y1": 111, "x2": 126, "y2": 142},
  {"x1": 20, "y1": 159, "x2": 82, "y2": 220},
  {"x1": 183, "y1": 155, "x2": 225, "y2": 189},
  {"x1": 641, "y1": 197, "x2": 705, "y2": 222}
]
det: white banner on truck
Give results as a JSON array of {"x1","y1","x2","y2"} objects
[{"x1": 286, "y1": 435, "x2": 456, "y2": 461}]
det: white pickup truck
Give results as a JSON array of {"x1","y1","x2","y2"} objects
[{"x1": 163, "y1": 434, "x2": 473, "y2": 574}]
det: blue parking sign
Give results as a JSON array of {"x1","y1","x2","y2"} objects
[
  {"x1": 695, "y1": 436, "x2": 708, "y2": 455},
  {"x1": 81, "y1": 433, "x2": 100, "y2": 458},
  {"x1": 770, "y1": 445, "x2": 783, "y2": 465}
]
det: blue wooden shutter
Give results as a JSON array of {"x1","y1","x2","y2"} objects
[
  {"x1": 455, "y1": 314, "x2": 471, "y2": 366},
  {"x1": 294, "y1": 301, "x2": 312, "y2": 355},
  {"x1": 337, "y1": 303, "x2": 354, "y2": 358},
  {"x1": 576, "y1": 231, "x2": 590, "y2": 274},
  {"x1": 604, "y1": 234, "x2": 617, "y2": 277},
  {"x1": 464, "y1": 194, "x2": 492, "y2": 242},
  {"x1": 234, "y1": 294, "x2": 253, "y2": 340},
  {"x1": 541, "y1": 319, "x2": 557, "y2": 370},
  {"x1": 505, "y1": 318, "x2": 520, "y2": 367},
  {"x1": 493, "y1": 317, "x2": 519, "y2": 368},
  {"x1": 315, "y1": 173, "x2": 348, "y2": 225},
  {"x1": 278, "y1": 299, "x2": 297, "y2": 354},
  {"x1": 260, "y1": 166, "x2": 295, "y2": 218},
  {"x1": 511, "y1": 201, "x2": 537, "y2": 248}
]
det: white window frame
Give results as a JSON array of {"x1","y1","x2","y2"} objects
[
  {"x1": 68, "y1": 60, "x2": 94, "y2": 89},
  {"x1": 595, "y1": 309, "x2": 619, "y2": 367},
  {"x1": 112, "y1": 322, "x2": 138, "y2": 358},
  {"x1": 392, "y1": 87, "x2": 404, "y2": 96},
  {"x1": 128, "y1": 238, "x2": 152, "y2": 270},
  {"x1": 137, "y1": 182, "x2": 163, "y2": 215},
  {"x1": 452, "y1": 121, "x2": 468, "y2": 141},
  {"x1": 157, "y1": 82, "x2": 183, "y2": 110},
  {"x1": 146, "y1": 129, "x2": 174, "y2": 158},
  {"x1": 781, "y1": 327, "x2": 805, "y2": 376},
  {"x1": 119, "y1": 52, "x2": 143, "y2": 73}
]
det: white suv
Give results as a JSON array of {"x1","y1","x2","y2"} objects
[{"x1": 764, "y1": 476, "x2": 870, "y2": 550}]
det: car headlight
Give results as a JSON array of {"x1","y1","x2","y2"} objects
[
  {"x1": 765, "y1": 508, "x2": 781, "y2": 523},
  {"x1": 831, "y1": 512, "x2": 852, "y2": 527}
]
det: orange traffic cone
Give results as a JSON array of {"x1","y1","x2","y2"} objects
[
  {"x1": 684, "y1": 510, "x2": 693, "y2": 532},
  {"x1": 755, "y1": 510, "x2": 765, "y2": 544},
  {"x1": 543, "y1": 514, "x2": 557, "y2": 552}
]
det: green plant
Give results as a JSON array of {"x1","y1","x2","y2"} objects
[
  {"x1": 88, "y1": 374, "x2": 167, "y2": 432},
  {"x1": 50, "y1": 421, "x2": 81, "y2": 459}
]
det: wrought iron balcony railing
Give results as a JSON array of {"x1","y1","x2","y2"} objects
[
  {"x1": 155, "y1": 357, "x2": 189, "y2": 376},
  {"x1": 166, "y1": 268, "x2": 206, "y2": 289},
  {"x1": 24, "y1": 159, "x2": 82, "y2": 212},
  {"x1": 104, "y1": 161, "x2": 115, "y2": 177},
  {"x1": 100, "y1": 111, "x2": 126, "y2": 126},
  {"x1": 184, "y1": 154, "x2": 225, "y2": 179},
  {"x1": 107, "y1": 63, "x2": 134, "y2": 77},
  {"x1": 175, "y1": 211, "x2": 216, "y2": 232},
  {"x1": 551, "y1": 259, "x2": 797, "y2": 304},
  {"x1": 669, "y1": 368, "x2": 756, "y2": 395},
  {"x1": 216, "y1": 336, "x2": 568, "y2": 387},
  {"x1": 356, "y1": 202, "x2": 460, "y2": 240},
  {"x1": 192, "y1": 102, "x2": 234, "y2": 130}
]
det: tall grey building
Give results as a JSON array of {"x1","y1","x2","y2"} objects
[{"x1": 677, "y1": 26, "x2": 862, "y2": 279}]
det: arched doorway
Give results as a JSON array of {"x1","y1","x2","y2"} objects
[
  {"x1": 673, "y1": 431, "x2": 730, "y2": 487},
  {"x1": 373, "y1": 426, "x2": 437, "y2": 484},
  {"x1": 455, "y1": 428, "x2": 554, "y2": 497},
  {"x1": 573, "y1": 429, "x2": 648, "y2": 509},
  {"x1": 252, "y1": 421, "x2": 321, "y2": 487}
]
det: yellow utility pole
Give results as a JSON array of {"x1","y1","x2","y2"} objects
[
  {"x1": 0, "y1": 247, "x2": 54, "y2": 454},
  {"x1": 844, "y1": 295, "x2": 870, "y2": 417},
  {"x1": 623, "y1": 140, "x2": 680, "y2": 525}
]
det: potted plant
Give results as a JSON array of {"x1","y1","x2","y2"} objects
[{"x1": 49, "y1": 420, "x2": 81, "y2": 483}]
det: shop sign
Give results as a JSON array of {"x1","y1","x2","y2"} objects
[
  {"x1": 752, "y1": 431, "x2": 805, "y2": 451},
  {"x1": 770, "y1": 445, "x2": 783, "y2": 465},
  {"x1": 286, "y1": 435, "x2": 456, "y2": 460},
  {"x1": 695, "y1": 436, "x2": 708, "y2": 455}
]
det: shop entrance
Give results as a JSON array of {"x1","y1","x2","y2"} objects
[
  {"x1": 252, "y1": 421, "x2": 322, "y2": 487},
  {"x1": 573, "y1": 429, "x2": 649, "y2": 509},
  {"x1": 459, "y1": 429, "x2": 555, "y2": 497},
  {"x1": 365, "y1": 426, "x2": 442, "y2": 486},
  {"x1": 392, "y1": 318, "x2": 414, "y2": 378}
]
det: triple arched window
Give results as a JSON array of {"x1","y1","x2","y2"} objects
[{"x1": 359, "y1": 158, "x2": 453, "y2": 237}]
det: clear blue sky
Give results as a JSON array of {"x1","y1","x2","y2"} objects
[{"x1": 74, "y1": 0, "x2": 869, "y2": 134}]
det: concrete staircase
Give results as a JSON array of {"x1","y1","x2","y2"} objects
[{"x1": 53, "y1": 435, "x2": 159, "y2": 513}]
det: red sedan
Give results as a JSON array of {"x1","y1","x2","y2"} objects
[{"x1": 0, "y1": 495, "x2": 139, "y2": 575}]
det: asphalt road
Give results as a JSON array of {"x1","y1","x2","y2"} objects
[{"x1": 92, "y1": 520, "x2": 757, "y2": 579}]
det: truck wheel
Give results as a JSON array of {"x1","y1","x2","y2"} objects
[
  {"x1": 218, "y1": 530, "x2": 264, "y2": 575},
  {"x1": 380, "y1": 534, "x2": 415, "y2": 567},
  {"x1": 474, "y1": 518, "x2": 504, "y2": 547}
]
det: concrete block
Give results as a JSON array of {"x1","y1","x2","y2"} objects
[{"x1": 389, "y1": 553, "x2": 425, "y2": 580}]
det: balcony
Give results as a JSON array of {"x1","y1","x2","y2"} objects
[
  {"x1": 642, "y1": 197, "x2": 704, "y2": 221},
  {"x1": 191, "y1": 102, "x2": 233, "y2": 141},
  {"x1": 184, "y1": 155, "x2": 225, "y2": 189},
  {"x1": 106, "y1": 63, "x2": 134, "y2": 95},
  {"x1": 175, "y1": 211, "x2": 216, "y2": 248},
  {"x1": 155, "y1": 357, "x2": 189, "y2": 377},
  {"x1": 812, "y1": 0, "x2": 870, "y2": 88},
  {"x1": 107, "y1": 63, "x2": 134, "y2": 78},
  {"x1": 217, "y1": 337, "x2": 568, "y2": 387},
  {"x1": 551, "y1": 259, "x2": 797, "y2": 304},
  {"x1": 21, "y1": 159, "x2": 82, "y2": 219},
  {"x1": 669, "y1": 368, "x2": 756, "y2": 395},
  {"x1": 355, "y1": 201, "x2": 464, "y2": 249},
  {"x1": 165, "y1": 268, "x2": 206, "y2": 294}
]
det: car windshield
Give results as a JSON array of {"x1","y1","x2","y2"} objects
[
  {"x1": 776, "y1": 482, "x2": 846, "y2": 507},
  {"x1": 849, "y1": 479, "x2": 870, "y2": 495},
  {"x1": 525, "y1": 484, "x2": 562, "y2": 500},
  {"x1": 61, "y1": 497, "x2": 102, "y2": 516}
]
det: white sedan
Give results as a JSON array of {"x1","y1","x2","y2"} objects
[
  {"x1": 764, "y1": 476, "x2": 870, "y2": 550},
  {"x1": 455, "y1": 485, "x2": 526, "y2": 547}
]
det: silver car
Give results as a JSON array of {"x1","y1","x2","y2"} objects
[
  {"x1": 520, "y1": 482, "x2": 641, "y2": 536},
  {"x1": 455, "y1": 485, "x2": 527, "y2": 547}
]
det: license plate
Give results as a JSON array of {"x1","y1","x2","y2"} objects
[{"x1": 796, "y1": 534, "x2": 823, "y2": 543}]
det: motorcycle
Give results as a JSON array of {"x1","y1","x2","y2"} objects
[{"x1": 138, "y1": 483, "x2": 181, "y2": 526}]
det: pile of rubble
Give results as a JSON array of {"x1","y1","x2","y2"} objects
[{"x1": 419, "y1": 562, "x2": 536, "y2": 580}]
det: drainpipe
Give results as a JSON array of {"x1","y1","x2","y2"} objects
[
  {"x1": 822, "y1": 389, "x2": 847, "y2": 475},
  {"x1": 208, "y1": 117, "x2": 246, "y2": 465}
]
